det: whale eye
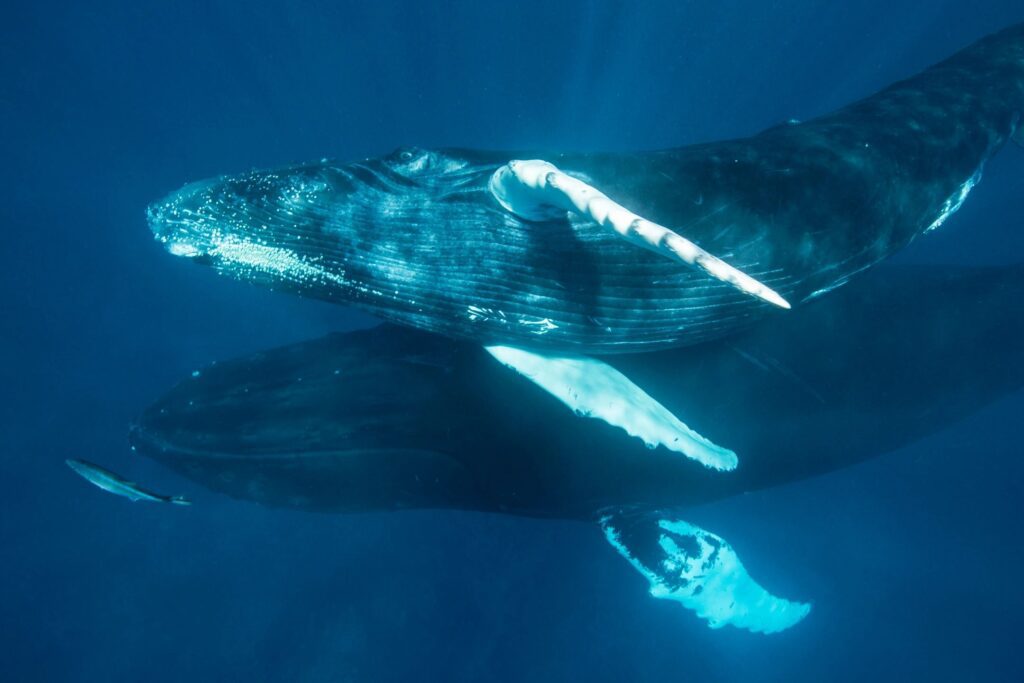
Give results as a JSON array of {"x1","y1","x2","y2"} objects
[
  {"x1": 391, "y1": 147, "x2": 422, "y2": 165},
  {"x1": 389, "y1": 147, "x2": 435, "y2": 174}
]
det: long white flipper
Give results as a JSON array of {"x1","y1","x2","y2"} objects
[
  {"x1": 486, "y1": 345, "x2": 737, "y2": 471},
  {"x1": 489, "y1": 159, "x2": 790, "y2": 310},
  {"x1": 601, "y1": 512, "x2": 810, "y2": 634}
]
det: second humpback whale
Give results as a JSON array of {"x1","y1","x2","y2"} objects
[
  {"x1": 144, "y1": 23, "x2": 1024, "y2": 467},
  {"x1": 129, "y1": 264, "x2": 1024, "y2": 634}
]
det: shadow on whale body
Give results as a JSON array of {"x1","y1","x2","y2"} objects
[
  {"x1": 129, "y1": 263, "x2": 1024, "y2": 633},
  {"x1": 147, "y1": 23, "x2": 1024, "y2": 353},
  {"x1": 131, "y1": 264, "x2": 1024, "y2": 518}
]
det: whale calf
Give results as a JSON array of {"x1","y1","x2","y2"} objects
[
  {"x1": 129, "y1": 264, "x2": 1024, "y2": 632},
  {"x1": 148, "y1": 23, "x2": 1024, "y2": 353}
]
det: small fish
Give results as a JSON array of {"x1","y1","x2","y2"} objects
[{"x1": 66, "y1": 459, "x2": 191, "y2": 505}]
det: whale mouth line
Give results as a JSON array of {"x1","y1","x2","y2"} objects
[
  {"x1": 128, "y1": 424, "x2": 303, "y2": 462},
  {"x1": 128, "y1": 424, "x2": 428, "y2": 463}
]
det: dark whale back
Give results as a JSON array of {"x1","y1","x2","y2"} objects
[
  {"x1": 131, "y1": 264, "x2": 1024, "y2": 519},
  {"x1": 148, "y1": 24, "x2": 1024, "y2": 353}
]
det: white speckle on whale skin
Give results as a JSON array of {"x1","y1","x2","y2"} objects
[
  {"x1": 466, "y1": 304, "x2": 492, "y2": 322},
  {"x1": 367, "y1": 250, "x2": 420, "y2": 286},
  {"x1": 169, "y1": 242, "x2": 201, "y2": 257},
  {"x1": 465, "y1": 306, "x2": 559, "y2": 334},
  {"x1": 191, "y1": 370, "x2": 201, "y2": 378},
  {"x1": 926, "y1": 169, "x2": 982, "y2": 233},
  {"x1": 807, "y1": 278, "x2": 850, "y2": 301},
  {"x1": 209, "y1": 235, "x2": 349, "y2": 287},
  {"x1": 519, "y1": 316, "x2": 559, "y2": 334}
]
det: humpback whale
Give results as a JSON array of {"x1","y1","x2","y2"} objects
[
  {"x1": 129, "y1": 264, "x2": 1024, "y2": 633},
  {"x1": 144, "y1": 23, "x2": 1024, "y2": 466},
  {"x1": 147, "y1": 23, "x2": 1024, "y2": 353}
]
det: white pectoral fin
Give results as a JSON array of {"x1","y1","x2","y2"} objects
[
  {"x1": 601, "y1": 511, "x2": 811, "y2": 634},
  {"x1": 485, "y1": 345, "x2": 737, "y2": 472},
  {"x1": 489, "y1": 159, "x2": 790, "y2": 309}
]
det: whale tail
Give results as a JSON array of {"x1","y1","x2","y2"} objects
[
  {"x1": 600, "y1": 509, "x2": 810, "y2": 634},
  {"x1": 169, "y1": 495, "x2": 192, "y2": 506}
]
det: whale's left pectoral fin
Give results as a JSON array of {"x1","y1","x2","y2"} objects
[
  {"x1": 485, "y1": 345, "x2": 737, "y2": 472},
  {"x1": 489, "y1": 159, "x2": 790, "y2": 310},
  {"x1": 601, "y1": 511, "x2": 811, "y2": 634}
]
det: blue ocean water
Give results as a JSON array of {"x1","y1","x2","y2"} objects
[{"x1": 3, "y1": 1, "x2": 1024, "y2": 681}]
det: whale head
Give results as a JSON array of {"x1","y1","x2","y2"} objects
[
  {"x1": 127, "y1": 325, "x2": 487, "y2": 512},
  {"x1": 146, "y1": 148, "x2": 510, "y2": 304}
]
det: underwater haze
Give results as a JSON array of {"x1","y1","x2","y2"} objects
[{"x1": 3, "y1": 1, "x2": 1024, "y2": 681}]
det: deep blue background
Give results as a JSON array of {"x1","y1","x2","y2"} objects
[{"x1": 3, "y1": 2, "x2": 1023, "y2": 681}]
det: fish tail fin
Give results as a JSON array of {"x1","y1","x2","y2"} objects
[{"x1": 169, "y1": 495, "x2": 192, "y2": 506}]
